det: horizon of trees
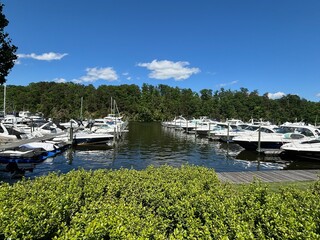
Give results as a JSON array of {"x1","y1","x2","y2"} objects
[{"x1": 0, "y1": 82, "x2": 319, "y2": 125}]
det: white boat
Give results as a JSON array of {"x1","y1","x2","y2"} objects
[
  {"x1": 214, "y1": 124, "x2": 278, "y2": 142},
  {"x1": 33, "y1": 121, "x2": 64, "y2": 135},
  {"x1": 180, "y1": 117, "x2": 216, "y2": 133},
  {"x1": 0, "y1": 140, "x2": 68, "y2": 175},
  {"x1": 0, "y1": 123, "x2": 29, "y2": 143},
  {"x1": 0, "y1": 148, "x2": 47, "y2": 174},
  {"x1": 233, "y1": 124, "x2": 320, "y2": 151},
  {"x1": 59, "y1": 119, "x2": 87, "y2": 129},
  {"x1": 280, "y1": 139, "x2": 320, "y2": 161},
  {"x1": 208, "y1": 120, "x2": 248, "y2": 139},
  {"x1": 19, "y1": 141, "x2": 66, "y2": 156},
  {"x1": 73, "y1": 130, "x2": 115, "y2": 146},
  {"x1": 162, "y1": 116, "x2": 188, "y2": 129}
]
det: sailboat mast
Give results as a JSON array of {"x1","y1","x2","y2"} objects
[
  {"x1": 111, "y1": 96, "x2": 113, "y2": 115},
  {"x1": 3, "y1": 84, "x2": 6, "y2": 116},
  {"x1": 80, "y1": 97, "x2": 83, "y2": 121}
]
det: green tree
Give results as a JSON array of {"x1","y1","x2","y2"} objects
[{"x1": 0, "y1": 3, "x2": 17, "y2": 84}]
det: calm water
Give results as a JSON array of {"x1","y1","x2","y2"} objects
[{"x1": 1, "y1": 122, "x2": 320, "y2": 181}]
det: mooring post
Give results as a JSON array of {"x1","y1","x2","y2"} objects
[
  {"x1": 257, "y1": 125, "x2": 261, "y2": 153},
  {"x1": 227, "y1": 122, "x2": 230, "y2": 143},
  {"x1": 186, "y1": 120, "x2": 188, "y2": 134},
  {"x1": 69, "y1": 120, "x2": 74, "y2": 143},
  {"x1": 195, "y1": 121, "x2": 197, "y2": 137}
]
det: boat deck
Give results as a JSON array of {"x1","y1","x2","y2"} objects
[{"x1": 217, "y1": 169, "x2": 320, "y2": 184}]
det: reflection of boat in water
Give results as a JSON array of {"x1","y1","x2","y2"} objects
[
  {"x1": 73, "y1": 143, "x2": 114, "y2": 151},
  {"x1": 214, "y1": 142, "x2": 243, "y2": 157},
  {"x1": 281, "y1": 158, "x2": 320, "y2": 170},
  {"x1": 236, "y1": 149, "x2": 287, "y2": 163}
]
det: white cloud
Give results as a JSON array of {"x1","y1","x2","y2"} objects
[
  {"x1": 122, "y1": 72, "x2": 132, "y2": 80},
  {"x1": 17, "y1": 52, "x2": 68, "y2": 61},
  {"x1": 53, "y1": 78, "x2": 67, "y2": 83},
  {"x1": 71, "y1": 79, "x2": 83, "y2": 84},
  {"x1": 217, "y1": 80, "x2": 238, "y2": 87},
  {"x1": 316, "y1": 93, "x2": 320, "y2": 98},
  {"x1": 50, "y1": 67, "x2": 119, "y2": 85},
  {"x1": 137, "y1": 59, "x2": 200, "y2": 81},
  {"x1": 79, "y1": 67, "x2": 118, "y2": 83},
  {"x1": 268, "y1": 92, "x2": 286, "y2": 99}
]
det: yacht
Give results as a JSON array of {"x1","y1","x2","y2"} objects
[
  {"x1": 232, "y1": 124, "x2": 320, "y2": 151},
  {"x1": 280, "y1": 139, "x2": 320, "y2": 161},
  {"x1": 73, "y1": 130, "x2": 115, "y2": 146},
  {"x1": 214, "y1": 124, "x2": 278, "y2": 142},
  {"x1": 0, "y1": 123, "x2": 29, "y2": 144},
  {"x1": 162, "y1": 116, "x2": 188, "y2": 129}
]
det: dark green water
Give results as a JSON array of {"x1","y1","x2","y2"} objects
[{"x1": 2, "y1": 122, "x2": 320, "y2": 180}]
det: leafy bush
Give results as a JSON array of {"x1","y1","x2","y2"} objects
[{"x1": 0, "y1": 166, "x2": 319, "y2": 239}]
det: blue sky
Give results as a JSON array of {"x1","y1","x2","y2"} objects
[{"x1": 2, "y1": 0, "x2": 320, "y2": 101}]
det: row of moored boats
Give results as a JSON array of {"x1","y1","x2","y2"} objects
[
  {"x1": 162, "y1": 116, "x2": 320, "y2": 161},
  {"x1": 0, "y1": 111, "x2": 128, "y2": 176}
]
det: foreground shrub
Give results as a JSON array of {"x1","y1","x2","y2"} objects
[{"x1": 0, "y1": 166, "x2": 319, "y2": 239}]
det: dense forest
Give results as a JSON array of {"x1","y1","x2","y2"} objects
[{"x1": 0, "y1": 82, "x2": 319, "y2": 124}]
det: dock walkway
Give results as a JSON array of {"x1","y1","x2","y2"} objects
[{"x1": 217, "y1": 169, "x2": 320, "y2": 184}]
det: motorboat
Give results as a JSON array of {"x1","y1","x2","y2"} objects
[
  {"x1": 0, "y1": 123, "x2": 29, "y2": 144},
  {"x1": 59, "y1": 119, "x2": 88, "y2": 129},
  {"x1": 194, "y1": 119, "x2": 220, "y2": 136},
  {"x1": 214, "y1": 125, "x2": 278, "y2": 142},
  {"x1": 233, "y1": 124, "x2": 320, "y2": 151},
  {"x1": 280, "y1": 139, "x2": 320, "y2": 161},
  {"x1": 73, "y1": 130, "x2": 115, "y2": 146},
  {"x1": 0, "y1": 146, "x2": 48, "y2": 173},
  {"x1": 32, "y1": 121, "x2": 64, "y2": 136},
  {"x1": 208, "y1": 120, "x2": 249, "y2": 140},
  {"x1": 180, "y1": 117, "x2": 217, "y2": 133},
  {"x1": 162, "y1": 116, "x2": 188, "y2": 129},
  {"x1": 19, "y1": 141, "x2": 68, "y2": 158},
  {"x1": 0, "y1": 140, "x2": 68, "y2": 175}
]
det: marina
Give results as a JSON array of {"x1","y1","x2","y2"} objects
[{"x1": 0, "y1": 121, "x2": 319, "y2": 182}]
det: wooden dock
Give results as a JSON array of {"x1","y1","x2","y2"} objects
[{"x1": 217, "y1": 169, "x2": 320, "y2": 184}]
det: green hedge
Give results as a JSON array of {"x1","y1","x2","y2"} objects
[{"x1": 0, "y1": 166, "x2": 319, "y2": 239}]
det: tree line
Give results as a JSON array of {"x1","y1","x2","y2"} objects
[{"x1": 0, "y1": 81, "x2": 319, "y2": 124}]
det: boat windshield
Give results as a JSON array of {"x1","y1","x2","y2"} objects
[{"x1": 277, "y1": 126, "x2": 315, "y2": 137}]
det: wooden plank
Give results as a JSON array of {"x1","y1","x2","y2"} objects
[{"x1": 217, "y1": 170, "x2": 320, "y2": 184}]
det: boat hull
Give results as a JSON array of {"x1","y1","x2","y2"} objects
[{"x1": 73, "y1": 135, "x2": 114, "y2": 146}]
